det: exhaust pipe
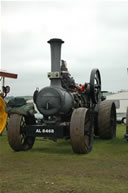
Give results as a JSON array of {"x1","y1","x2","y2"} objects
[{"x1": 48, "y1": 38, "x2": 64, "y2": 87}]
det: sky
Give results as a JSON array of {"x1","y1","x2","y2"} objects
[{"x1": 1, "y1": 0, "x2": 128, "y2": 96}]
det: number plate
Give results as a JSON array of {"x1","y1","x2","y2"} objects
[{"x1": 36, "y1": 129, "x2": 55, "y2": 134}]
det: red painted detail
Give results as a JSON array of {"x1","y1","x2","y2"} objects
[{"x1": 81, "y1": 84, "x2": 85, "y2": 92}]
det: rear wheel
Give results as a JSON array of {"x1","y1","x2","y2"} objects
[
  {"x1": 98, "y1": 101, "x2": 116, "y2": 139},
  {"x1": 7, "y1": 114, "x2": 35, "y2": 151},
  {"x1": 70, "y1": 108, "x2": 93, "y2": 154}
]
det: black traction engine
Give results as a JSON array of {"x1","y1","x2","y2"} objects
[{"x1": 7, "y1": 38, "x2": 117, "y2": 154}]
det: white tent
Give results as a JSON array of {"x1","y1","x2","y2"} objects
[
  {"x1": 107, "y1": 91, "x2": 128, "y2": 113},
  {"x1": 106, "y1": 91, "x2": 128, "y2": 122}
]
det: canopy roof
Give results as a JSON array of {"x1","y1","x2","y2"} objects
[{"x1": 0, "y1": 71, "x2": 18, "y2": 79}]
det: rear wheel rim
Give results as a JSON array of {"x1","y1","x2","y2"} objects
[{"x1": 0, "y1": 97, "x2": 7, "y2": 134}]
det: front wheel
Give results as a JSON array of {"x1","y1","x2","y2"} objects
[
  {"x1": 7, "y1": 114, "x2": 35, "y2": 151},
  {"x1": 70, "y1": 108, "x2": 93, "y2": 154}
]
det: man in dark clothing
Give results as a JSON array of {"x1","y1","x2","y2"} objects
[{"x1": 61, "y1": 60, "x2": 76, "y2": 91}]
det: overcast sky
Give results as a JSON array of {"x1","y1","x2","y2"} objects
[{"x1": 1, "y1": 0, "x2": 128, "y2": 96}]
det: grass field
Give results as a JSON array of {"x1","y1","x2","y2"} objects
[{"x1": 0, "y1": 124, "x2": 128, "y2": 193}]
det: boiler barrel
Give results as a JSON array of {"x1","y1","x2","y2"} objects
[{"x1": 35, "y1": 87, "x2": 73, "y2": 116}]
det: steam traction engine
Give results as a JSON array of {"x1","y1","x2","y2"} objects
[{"x1": 7, "y1": 39, "x2": 116, "y2": 154}]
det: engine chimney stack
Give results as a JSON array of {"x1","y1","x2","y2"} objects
[{"x1": 48, "y1": 38, "x2": 64, "y2": 87}]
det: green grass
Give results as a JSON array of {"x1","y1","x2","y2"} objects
[{"x1": 0, "y1": 124, "x2": 128, "y2": 193}]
